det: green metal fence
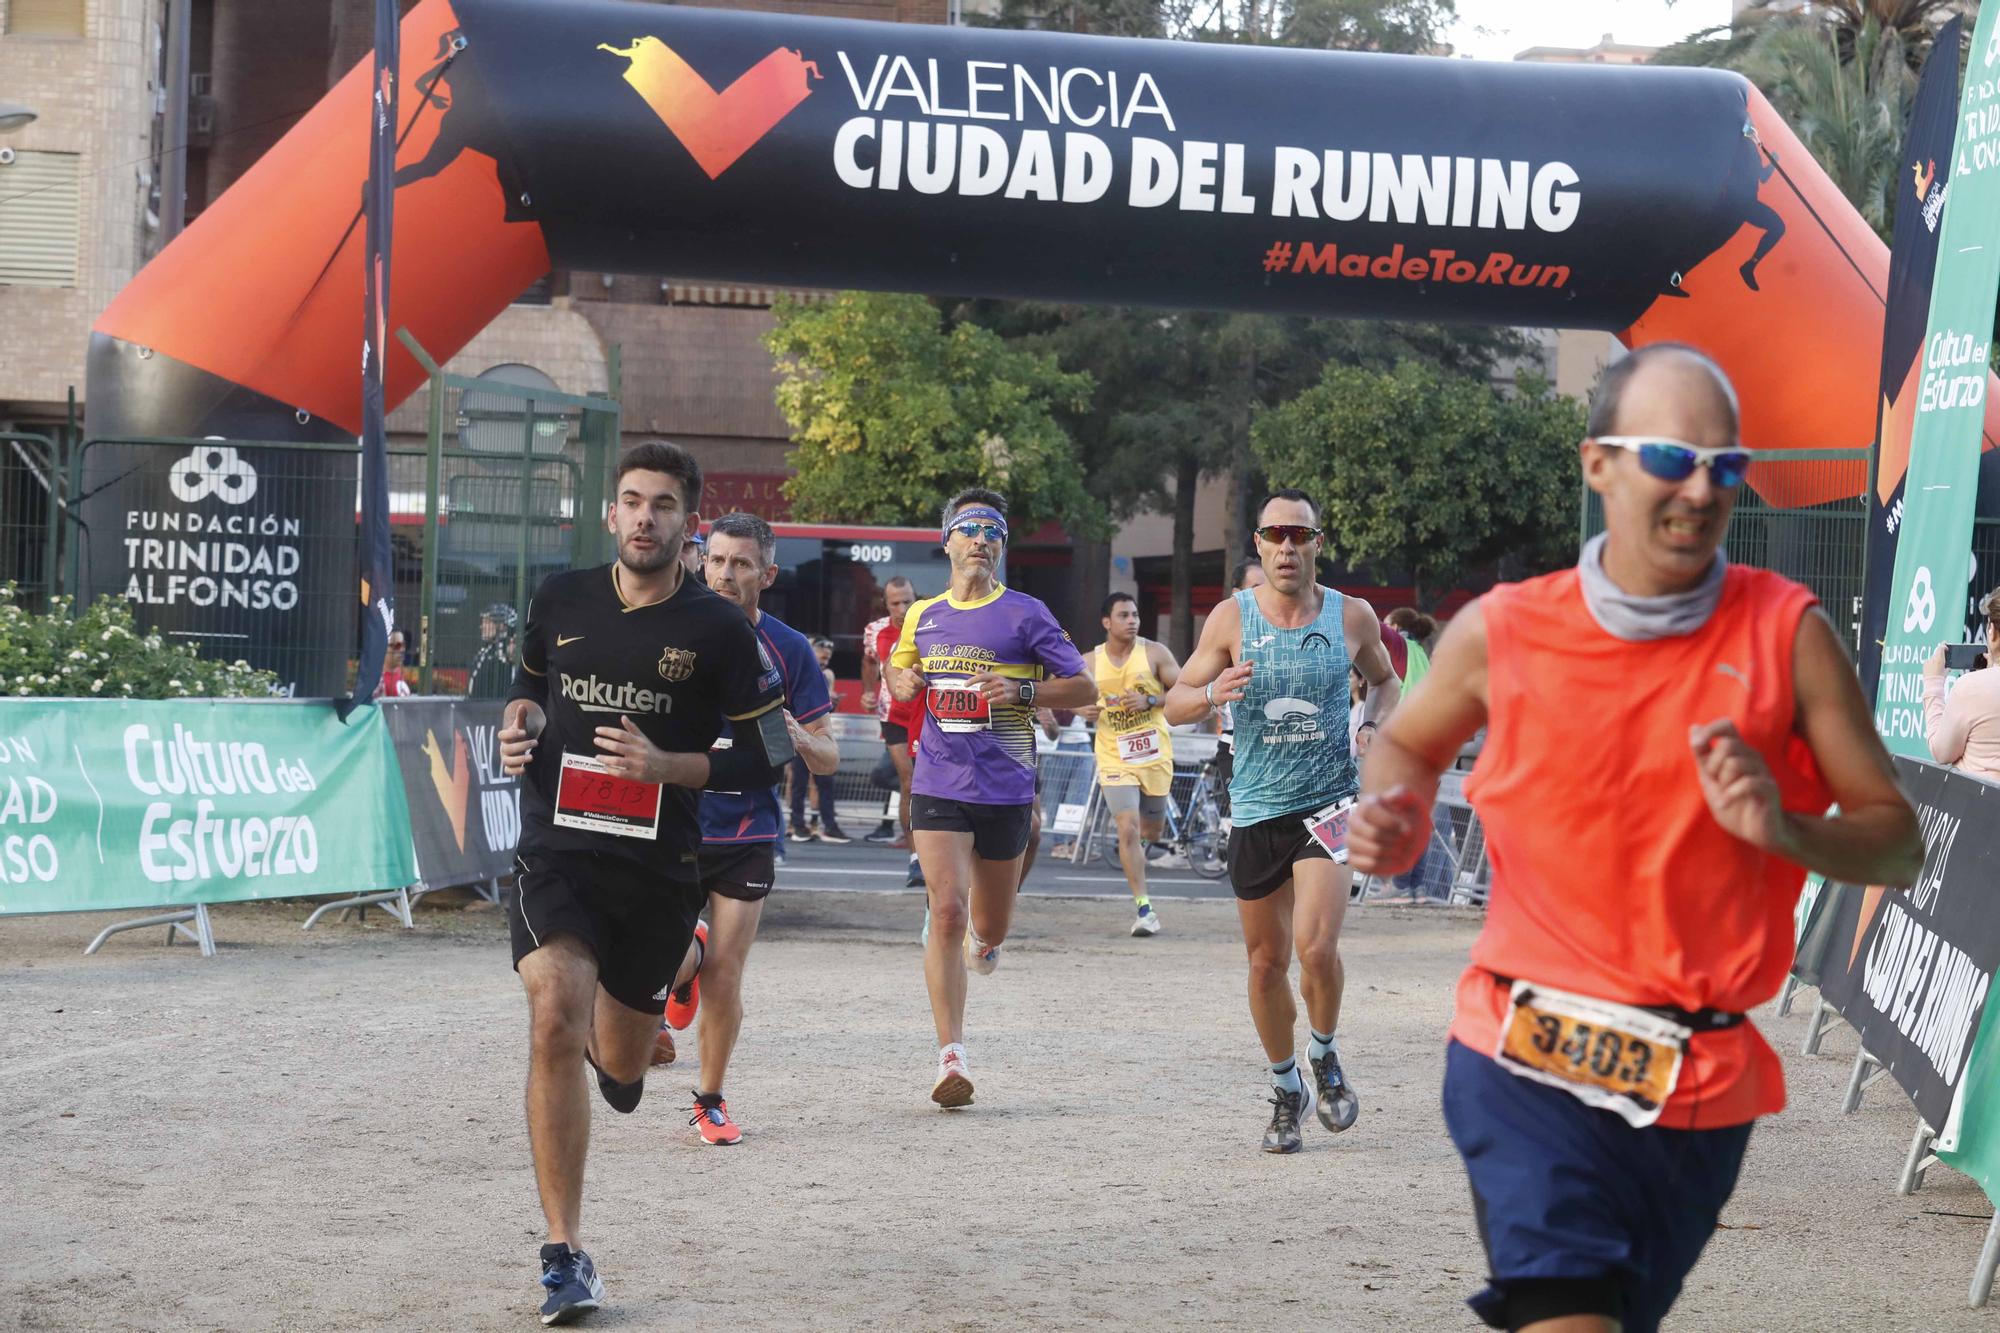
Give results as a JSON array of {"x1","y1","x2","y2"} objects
[{"x1": 0, "y1": 430, "x2": 68, "y2": 613}]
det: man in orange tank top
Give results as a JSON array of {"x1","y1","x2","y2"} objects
[{"x1": 1349, "y1": 344, "x2": 1923, "y2": 1333}]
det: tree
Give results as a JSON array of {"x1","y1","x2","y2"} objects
[
  {"x1": 765, "y1": 292, "x2": 1103, "y2": 534},
  {"x1": 1251, "y1": 359, "x2": 1584, "y2": 606}
]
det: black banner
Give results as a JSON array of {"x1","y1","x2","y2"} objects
[
  {"x1": 1814, "y1": 756, "x2": 2000, "y2": 1130},
  {"x1": 454, "y1": 0, "x2": 1765, "y2": 331},
  {"x1": 383, "y1": 697, "x2": 521, "y2": 888},
  {"x1": 349, "y1": 0, "x2": 400, "y2": 717},
  {"x1": 75, "y1": 437, "x2": 357, "y2": 698},
  {"x1": 1860, "y1": 16, "x2": 1963, "y2": 703}
]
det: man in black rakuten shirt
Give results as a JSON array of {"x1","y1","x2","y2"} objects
[{"x1": 498, "y1": 440, "x2": 792, "y2": 1326}]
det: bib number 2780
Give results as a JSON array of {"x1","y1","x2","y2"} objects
[{"x1": 928, "y1": 684, "x2": 991, "y2": 733}]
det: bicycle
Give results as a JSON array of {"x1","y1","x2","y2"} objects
[{"x1": 1078, "y1": 756, "x2": 1229, "y2": 880}]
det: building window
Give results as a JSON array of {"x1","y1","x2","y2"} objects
[
  {"x1": 0, "y1": 150, "x2": 82, "y2": 287},
  {"x1": 6, "y1": 0, "x2": 87, "y2": 37}
]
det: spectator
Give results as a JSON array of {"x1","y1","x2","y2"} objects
[
  {"x1": 680, "y1": 528, "x2": 706, "y2": 579},
  {"x1": 1924, "y1": 591, "x2": 2000, "y2": 783},
  {"x1": 789, "y1": 637, "x2": 851, "y2": 843},
  {"x1": 467, "y1": 602, "x2": 517, "y2": 699},
  {"x1": 1385, "y1": 607, "x2": 1436, "y2": 693},
  {"x1": 381, "y1": 628, "x2": 413, "y2": 698},
  {"x1": 1348, "y1": 666, "x2": 1369, "y2": 755}
]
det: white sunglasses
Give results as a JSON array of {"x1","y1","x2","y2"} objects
[{"x1": 1591, "y1": 436, "x2": 1751, "y2": 489}]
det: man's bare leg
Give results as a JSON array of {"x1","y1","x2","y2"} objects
[
  {"x1": 967, "y1": 850, "x2": 1023, "y2": 950},
  {"x1": 1017, "y1": 803, "x2": 1043, "y2": 888},
  {"x1": 1292, "y1": 859, "x2": 1351, "y2": 1037},
  {"x1": 1236, "y1": 884, "x2": 1299, "y2": 1062},
  {"x1": 519, "y1": 934, "x2": 598, "y2": 1246},
  {"x1": 917, "y1": 828, "x2": 977, "y2": 1046},
  {"x1": 1113, "y1": 806, "x2": 1149, "y2": 904},
  {"x1": 694, "y1": 893, "x2": 765, "y2": 1096}
]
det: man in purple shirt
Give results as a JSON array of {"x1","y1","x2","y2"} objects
[{"x1": 888, "y1": 488, "x2": 1098, "y2": 1108}]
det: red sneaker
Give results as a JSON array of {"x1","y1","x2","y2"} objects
[
  {"x1": 665, "y1": 920, "x2": 707, "y2": 1031},
  {"x1": 689, "y1": 1092, "x2": 742, "y2": 1146},
  {"x1": 650, "y1": 1023, "x2": 676, "y2": 1067}
]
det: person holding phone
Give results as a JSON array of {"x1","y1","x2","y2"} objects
[{"x1": 1924, "y1": 589, "x2": 2000, "y2": 783}]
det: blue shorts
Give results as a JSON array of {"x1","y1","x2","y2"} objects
[{"x1": 1441, "y1": 1040, "x2": 1753, "y2": 1333}]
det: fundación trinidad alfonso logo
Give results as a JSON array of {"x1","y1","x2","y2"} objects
[
  {"x1": 598, "y1": 37, "x2": 820, "y2": 180},
  {"x1": 169, "y1": 444, "x2": 258, "y2": 505}
]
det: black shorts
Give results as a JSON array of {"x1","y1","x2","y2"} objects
[
  {"x1": 911, "y1": 794, "x2": 1034, "y2": 861},
  {"x1": 508, "y1": 851, "x2": 703, "y2": 1015},
  {"x1": 699, "y1": 842, "x2": 778, "y2": 903},
  {"x1": 1228, "y1": 809, "x2": 1335, "y2": 901},
  {"x1": 882, "y1": 721, "x2": 911, "y2": 746}
]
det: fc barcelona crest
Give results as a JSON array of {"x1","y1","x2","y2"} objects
[{"x1": 658, "y1": 646, "x2": 697, "y2": 682}]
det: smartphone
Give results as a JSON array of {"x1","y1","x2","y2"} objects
[{"x1": 1945, "y1": 642, "x2": 1987, "y2": 671}]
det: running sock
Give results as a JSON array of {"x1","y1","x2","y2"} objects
[
  {"x1": 694, "y1": 1090, "x2": 724, "y2": 1110},
  {"x1": 1134, "y1": 895, "x2": 1152, "y2": 913},
  {"x1": 1309, "y1": 1030, "x2": 1337, "y2": 1062},
  {"x1": 1271, "y1": 1057, "x2": 1303, "y2": 1096}
]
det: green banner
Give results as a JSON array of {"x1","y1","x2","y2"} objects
[
  {"x1": 1876, "y1": 5, "x2": 2000, "y2": 754},
  {"x1": 0, "y1": 699, "x2": 414, "y2": 915}
]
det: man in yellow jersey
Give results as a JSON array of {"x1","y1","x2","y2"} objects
[{"x1": 1083, "y1": 591, "x2": 1181, "y2": 936}]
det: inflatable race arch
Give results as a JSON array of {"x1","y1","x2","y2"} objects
[{"x1": 89, "y1": 0, "x2": 2000, "y2": 508}]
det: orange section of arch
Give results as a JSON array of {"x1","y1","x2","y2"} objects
[
  {"x1": 1620, "y1": 86, "x2": 2000, "y2": 508},
  {"x1": 93, "y1": 0, "x2": 549, "y2": 435}
]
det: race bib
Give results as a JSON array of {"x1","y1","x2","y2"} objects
[
  {"x1": 1493, "y1": 980, "x2": 1689, "y2": 1129},
  {"x1": 553, "y1": 752, "x2": 662, "y2": 840},
  {"x1": 1301, "y1": 796, "x2": 1355, "y2": 863},
  {"x1": 928, "y1": 683, "x2": 991, "y2": 733},
  {"x1": 1115, "y1": 727, "x2": 1164, "y2": 765}
]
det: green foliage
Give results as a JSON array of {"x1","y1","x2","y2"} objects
[
  {"x1": 765, "y1": 292, "x2": 1104, "y2": 534},
  {"x1": 1655, "y1": 4, "x2": 1955, "y2": 243},
  {"x1": 0, "y1": 587, "x2": 282, "y2": 699},
  {"x1": 1251, "y1": 360, "x2": 1585, "y2": 602},
  {"x1": 974, "y1": 0, "x2": 1456, "y2": 51}
]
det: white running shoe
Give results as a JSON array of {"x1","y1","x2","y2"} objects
[
  {"x1": 1131, "y1": 905, "x2": 1162, "y2": 937},
  {"x1": 931, "y1": 1043, "x2": 974, "y2": 1108},
  {"x1": 965, "y1": 930, "x2": 1001, "y2": 975}
]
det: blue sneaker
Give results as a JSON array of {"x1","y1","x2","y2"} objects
[
  {"x1": 537, "y1": 1243, "x2": 604, "y2": 1325},
  {"x1": 906, "y1": 854, "x2": 925, "y2": 888}
]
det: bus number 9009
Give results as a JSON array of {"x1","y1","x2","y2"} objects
[{"x1": 847, "y1": 544, "x2": 894, "y2": 564}]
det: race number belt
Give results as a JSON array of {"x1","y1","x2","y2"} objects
[
  {"x1": 927, "y1": 683, "x2": 991, "y2": 733},
  {"x1": 1115, "y1": 727, "x2": 1164, "y2": 765},
  {"x1": 1301, "y1": 796, "x2": 1355, "y2": 863},
  {"x1": 1493, "y1": 980, "x2": 1693, "y2": 1129},
  {"x1": 553, "y1": 751, "x2": 662, "y2": 840}
]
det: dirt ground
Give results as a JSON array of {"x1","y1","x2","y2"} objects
[{"x1": 4, "y1": 887, "x2": 1994, "y2": 1331}]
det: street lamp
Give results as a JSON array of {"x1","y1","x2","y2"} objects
[{"x1": 0, "y1": 103, "x2": 37, "y2": 134}]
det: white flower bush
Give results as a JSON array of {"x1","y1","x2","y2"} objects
[{"x1": 0, "y1": 587, "x2": 280, "y2": 699}]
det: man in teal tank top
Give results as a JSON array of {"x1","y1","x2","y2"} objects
[{"x1": 1166, "y1": 489, "x2": 1400, "y2": 1153}]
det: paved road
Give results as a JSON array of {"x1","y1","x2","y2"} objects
[{"x1": 778, "y1": 825, "x2": 1242, "y2": 901}]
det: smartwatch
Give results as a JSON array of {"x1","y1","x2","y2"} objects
[{"x1": 1018, "y1": 680, "x2": 1037, "y2": 706}]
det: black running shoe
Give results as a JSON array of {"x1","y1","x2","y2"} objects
[
  {"x1": 818, "y1": 824, "x2": 854, "y2": 845},
  {"x1": 583, "y1": 1049, "x2": 643, "y2": 1115},
  {"x1": 1261, "y1": 1079, "x2": 1317, "y2": 1154},
  {"x1": 538, "y1": 1243, "x2": 604, "y2": 1325},
  {"x1": 864, "y1": 822, "x2": 899, "y2": 844},
  {"x1": 1310, "y1": 1050, "x2": 1359, "y2": 1132}
]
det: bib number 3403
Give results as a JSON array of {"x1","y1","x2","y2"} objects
[{"x1": 1494, "y1": 981, "x2": 1689, "y2": 1128}]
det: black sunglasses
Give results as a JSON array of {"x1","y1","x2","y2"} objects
[{"x1": 1255, "y1": 524, "x2": 1322, "y2": 547}]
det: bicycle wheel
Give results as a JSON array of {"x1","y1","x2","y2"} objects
[{"x1": 1182, "y1": 791, "x2": 1230, "y2": 879}]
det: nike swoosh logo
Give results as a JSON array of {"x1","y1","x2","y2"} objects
[{"x1": 557, "y1": 635, "x2": 585, "y2": 647}]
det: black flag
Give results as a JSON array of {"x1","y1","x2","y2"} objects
[
  {"x1": 1860, "y1": 16, "x2": 1962, "y2": 704},
  {"x1": 346, "y1": 0, "x2": 400, "y2": 717}
]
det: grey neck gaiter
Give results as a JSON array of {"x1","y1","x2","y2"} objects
[{"x1": 1577, "y1": 532, "x2": 1726, "y2": 642}]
